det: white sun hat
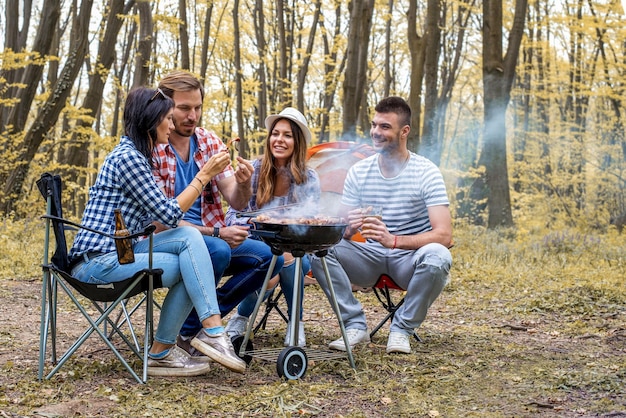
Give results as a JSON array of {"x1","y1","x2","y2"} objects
[{"x1": 265, "y1": 107, "x2": 312, "y2": 145}]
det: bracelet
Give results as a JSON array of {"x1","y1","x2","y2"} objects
[
  {"x1": 392, "y1": 235, "x2": 397, "y2": 250},
  {"x1": 194, "y1": 176, "x2": 205, "y2": 188},
  {"x1": 189, "y1": 183, "x2": 202, "y2": 196}
]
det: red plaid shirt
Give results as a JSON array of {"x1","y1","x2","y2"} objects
[{"x1": 152, "y1": 127, "x2": 234, "y2": 227}]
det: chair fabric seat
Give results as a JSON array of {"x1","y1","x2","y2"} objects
[{"x1": 49, "y1": 263, "x2": 163, "y2": 302}]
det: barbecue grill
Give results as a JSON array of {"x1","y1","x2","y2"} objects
[{"x1": 234, "y1": 218, "x2": 356, "y2": 380}]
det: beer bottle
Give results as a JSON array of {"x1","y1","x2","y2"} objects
[{"x1": 113, "y1": 209, "x2": 135, "y2": 264}]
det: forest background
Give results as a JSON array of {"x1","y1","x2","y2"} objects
[
  {"x1": 0, "y1": 0, "x2": 624, "y2": 232},
  {"x1": 0, "y1": 1, "x2": 625, "y2": 416}
]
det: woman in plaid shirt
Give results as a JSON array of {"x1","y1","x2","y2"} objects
[{"x1": 69, "y1": 87, "x2": 246, "y2": 376}]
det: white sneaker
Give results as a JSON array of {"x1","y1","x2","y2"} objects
[
  {"x1": 328, "y1": 328, "x2": 370, "y2": 351},
  {"x1": 386, "y1": 331, "x2": 411, "y2": 354},
  {"x1": 225, "y1": 313, "x2": 249, "y2": 338},
  {"x1": 284, "y1": 321, "x2": 306, "y2": 347}
]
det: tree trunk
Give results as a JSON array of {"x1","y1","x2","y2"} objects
[
  {"x1": 295, "y1": 0, "x2": 321, "y2": 115},
  {"x1": 3, "y1": 0, "x2": 60, "y2": 133},
  {"x1": 0, "y1": 0, "x2": 33, "y2": 126},
  {"x1": 233, "y1": 0, "x2": 246, "y2": 158},
  {"x1": 474, "y1": 0, "x2": 527, "y2": 228},
  {"x1": 199, "y1": 2, "x2": 214, "y2": 83},
  {"x1": 58, "y1": 0, "x2": 135, "y2": 216},
  {"x1": 342, "y1": 0, "x2": 374, "y2": 140},
  {"x1": 407, "y1": 0, "x2": 425, "y2": 152},
  {"x1": 253, "y1": 0, "x2": 268, "y2": 132},
  {"x1": 132, "y1": 0, "x2": 153, "y2": 88},
  {"x1": 178, "y1": 0, "x2": 190, "y2": 70},
  {"x1": 383, "y1": 0, "x2": 393, "y2": 97},
  {"x1": 276, "y1": 0, "x2": 289, "y2": 107},
  {"x1": 1, "y1": 0, "x2": 94, "y2": 214},
  {"x1": 419, "y1": 0, "x2": 442, "y2": 162},
  {"x1": 319, "y1": 3, "x2": 345, "y2": 143}
]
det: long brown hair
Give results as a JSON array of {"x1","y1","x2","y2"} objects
[{"x1": 256, "y1": 118, "x2": 308, "y2": 207}]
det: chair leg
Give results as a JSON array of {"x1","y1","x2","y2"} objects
[
  {"x1": 370, "y1": 285, "x2": 423, "y2": 343},
  {"x1": 142, "y1": 274, "x2": 155, "y2": 383},
  {"x1": 107, "y1": 296, "x2": 145, "y2": 352},
  {"x1": 45, "y1": 278, "x2": 146, "y2": 384},
  {"x1": 370, "y1": 285, "x2": 398, "y2": 339},
  {"x1": 253, "y1": 288, "x2": 288, "y2": 334},
  {"x1": 369, "y1": 309, "x2": 395, "y2": 339},
  {"x1": 39, "y1": 270, "x2": 51, "y2": 380}
]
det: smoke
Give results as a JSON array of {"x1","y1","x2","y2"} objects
[{"x1": 306, "y1": 140, "x2": 376, "y2": 216}]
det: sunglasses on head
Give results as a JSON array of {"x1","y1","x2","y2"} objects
[{"x1": 149, "y1": 88, "x2": 166, "y2": 103}]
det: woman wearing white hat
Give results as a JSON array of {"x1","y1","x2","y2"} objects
[{"x1": 224, "y1": 107, "x2": 320, "y2": 347}]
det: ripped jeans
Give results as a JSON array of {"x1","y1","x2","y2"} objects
[{"x1": 310, "y1": 239, "x2": 452, "y2": 334}]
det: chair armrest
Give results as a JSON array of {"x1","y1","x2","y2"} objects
[{"x1": 41, "y1": 214, "x2": 155, "y2": 240}]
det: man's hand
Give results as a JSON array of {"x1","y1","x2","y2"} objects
[
  {"x1": 360, "y1": 216, "x2": 393, "y2": 247},
  {"x1": 217, "y1": 225, "x2": 250, "y2": 248},
  {"x1": 344, "y1": 207, "x2": 394, "y2": 247}
]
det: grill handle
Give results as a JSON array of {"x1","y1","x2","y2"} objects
[{"x1": 249, "y1": 229, "x2": 279, "y2": 239}]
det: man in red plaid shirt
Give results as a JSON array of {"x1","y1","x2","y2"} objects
[{"x1": 153, "y1": 70, "x2": 283, "y2": 358}]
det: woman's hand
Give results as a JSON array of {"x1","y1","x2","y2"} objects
[
  {"x1": 233, "y1": 156, "x2": 254, "y2": 184},
  {"x1": 197, "y1": 150, "x2": 231, "y2": 185}
]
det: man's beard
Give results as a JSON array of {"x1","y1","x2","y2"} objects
[
  {"x1": 374, "y1": 137, "x2": 400, "y2": 155},
  {"x1": 174, "y1": 121, "x2": 195, "y2": 137}
]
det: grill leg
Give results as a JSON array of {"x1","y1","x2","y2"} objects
[
  {"x1": 319, "y1": 256, "x2": 356, "y2": 369},
  {"x1": 286, "y1": 256, "x2": 304, "y2": 347},
  {"x1": 240, "y1": 254, "x2": 281, "y2": 357}
]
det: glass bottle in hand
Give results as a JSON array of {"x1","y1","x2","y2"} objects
[{"x1": 114, "y1": 209, "x2": 135, "y2": 264}]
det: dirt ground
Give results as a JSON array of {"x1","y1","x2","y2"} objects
[{"x1": 0, "y1": 276, "x2": 624, "y2": 417}]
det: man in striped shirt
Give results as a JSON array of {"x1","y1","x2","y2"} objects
[{"x1": 311, "y1": 96, "x2": 453, "y2": 355}]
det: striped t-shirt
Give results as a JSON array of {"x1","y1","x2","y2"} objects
[{"x1": 342, "y1": 152, "x2": 449, "y2": 236}]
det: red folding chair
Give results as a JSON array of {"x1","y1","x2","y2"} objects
[{"x1": 369, "y1": 274, "x2": 422, "y2": 342}]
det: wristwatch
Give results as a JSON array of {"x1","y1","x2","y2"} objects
[{"x1": 212, "y1": 227, "x2": 220, "y2": 238}]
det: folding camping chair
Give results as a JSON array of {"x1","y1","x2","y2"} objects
[
  {"x1": 37, "y1": 173, "x2": 163, "y2": 383},
  {"x1": 252, "y1": 287, "x2": 289, "y2": 333},
  {"x1": 369, "y1": 274, "x2": 422, "y2": 342}
]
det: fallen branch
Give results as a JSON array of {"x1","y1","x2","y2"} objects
[{"x1": 499, "y1": 324, "x2": 528, "y2": 331}]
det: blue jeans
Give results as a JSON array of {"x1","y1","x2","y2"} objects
[
  {"x1": 71, "y1": 227, "x2": 220, "y2": 345},
  {"x1": 179, "y1": 237, "x2": 283, "y2": 337},
  {"x1": 237, "y1": 255, "x2": 310, "y2": 320},
  {"x1": 311, "y1": 239, "x2": 451, "y2": 334}
]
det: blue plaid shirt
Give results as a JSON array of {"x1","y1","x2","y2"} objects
[{"x1": 69, "y1": 137, "x2": 183, "y2": 260}]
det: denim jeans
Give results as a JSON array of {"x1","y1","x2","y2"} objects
[
  {"x1": 237, "y1": 255, "x2": 310, "y2": 320},
  {"x1": 179, "y1": 237, "x2": 283, "y2": 337},
  {"x1": 310, "y1": 239, "x2": 451, "y2": 334},
  {"x1": 71, "y1": 227, "x2": 220, "y2": 345}
]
